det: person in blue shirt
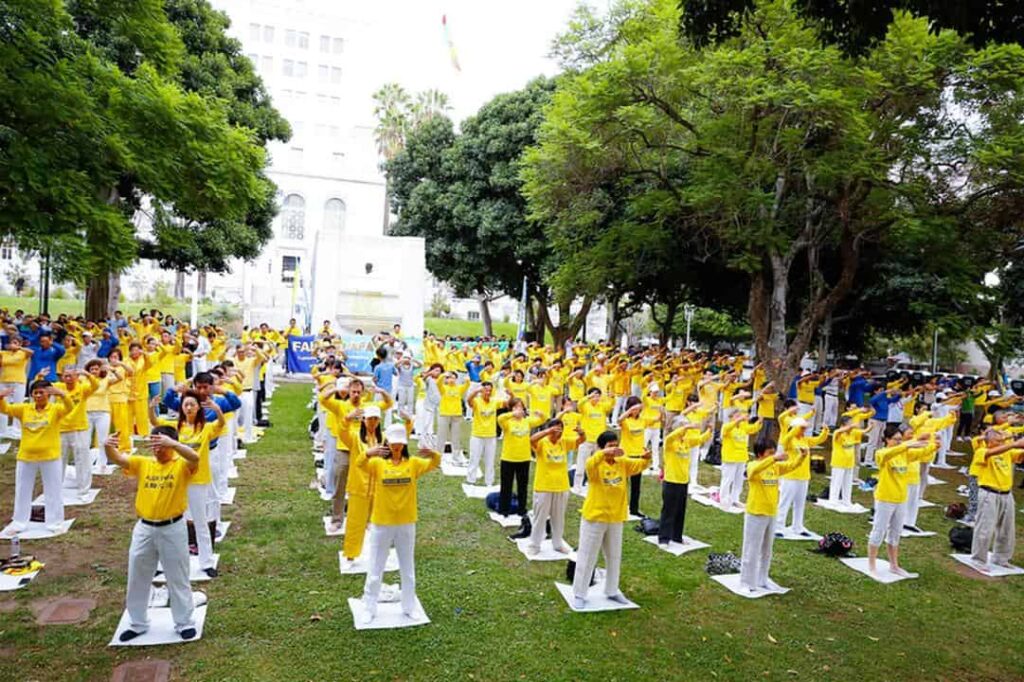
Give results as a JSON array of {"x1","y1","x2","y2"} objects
[
  {"x1": 27, "y1": 333, "x2": 65, "y2": 382},
  {"x1": 847, "y1": 372, "x2": 871, "y2": 409},
  {"x1": 97, "y1": 329, "x2": 118, "y2": 359},
  {"x1": 865, "y1": 385, "x2": 901, "y2": 466},
  {"x1": 371, "y1": 347, "x2": 396, "y2": 422},
  {"x1": 464, "y1": 355, "x2": 484, "y2": 419}
]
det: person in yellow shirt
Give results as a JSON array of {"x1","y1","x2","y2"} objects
[
  {"x1": 828, "y1": 416, "x2": 865, "y2": 508},
  {"x1": 358, "y1": 422, "x2": 440, "y2": 624},
  {"x1": 775, "y1": 418, "x2": 829, "y2": 537},
  {"x1": 0, "y1": 335, "x2": 33, "y2": 438},
  {"x1": 528, "y1": 419, "x2": 584, "y2": 555},
  {"x1": 336, "y1": 403, "x2": 385, "y2": 564},
  {"x1": 83, "y1": 358, "x2": 125, "y2": 471},
  {"x1": 102, "y1": 428, "x2": 200, "y2": 642},
  {"x1": 658, "y1": 420, "x2": 711, "y2": 546},
  {"x1": 528, "y1": 372, "x2": 560, "y2": 420},
  {"x1": 718, "y1": 411, "x2": 763, "y2": 511},
  {"x1": 55, "y1": 368, "x2": 100, "y2": 500},
  {"x1": 574, "y1": 388, "x2": 613, "y2": 494},
  {"x1": 465, "y1": 382, "x2": 502, "y2": 487},
  {"x1": 970, "y1": 429, "x2": 1024, "y2": 569},
  {"x1": 617, "y1": 397, "x2": 648, "y2": 517},
  {"x1": 437, "y1": 372, "x2": 468, "y2": 463},
  {"x1": 0, "y1": 381, "x2": 74, "y2": 535},
  {"x1": 641, "y1": 384, "x2": 666, "y2": 470},
  {"x1": 127, "y1": 342, "x2": 155, "y2": 440},
  {"x1": 105, "y1": 350, "x2": 135, "y2": 456},
  {"x1": 571, "y1": 431, "x2": 651, "y2": 609},
  {"x1": 740, "y1": 440, "x2": 808, "y2": 592},
  {"x1": 496, "y1": 400, "x2": 544, "y2": 518},
  {"x1": 867, "y1": 431, "x2": 929, "y2": 577}
]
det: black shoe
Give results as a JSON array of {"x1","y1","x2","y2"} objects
[
  {"x1": 119, "y1": 629, "x2": 143, "y2": 642},
  {"x1": 203, "y1": 567, "x2": 219, "y2": 578},
  {"x1": 180, "y1": 627, "x2": 197, "y2": 640},
  {"x1": 188, "y1": 544, "x2": 199, "y2": 556},
  {"x1": 799, "y1": 531, "x2": 813, "y2": 538}
]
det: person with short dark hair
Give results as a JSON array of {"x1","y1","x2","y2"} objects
[{"x1": 529, "y1": 419, "x2": 583, "y2": 554}]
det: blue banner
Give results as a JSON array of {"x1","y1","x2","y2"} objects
[
  {"x1": 339, "y1": 334, "x2": 376, "y2": 374},
  {"x1": 285, "y1": 335, "x2": 316, "y2": 373}
]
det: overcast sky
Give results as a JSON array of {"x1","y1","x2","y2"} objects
[{"x1": 342, "y1": 0, "x2": 586, "y2": 123}]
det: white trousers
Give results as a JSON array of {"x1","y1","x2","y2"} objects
[
  {"x1": 719, "y1": 462, "x2": 745, "y2": 508},
  {"x1": 467, "y1": 436, "x2": 497, "y2": 486},
  {"x1": 740, "y1": 513, "x2": 776, "y2": 590},
  {"x1": 903, "y1": 483, "x2": 921, "y2": 528},
  {"x1": 822, "y1": 394, "x2": 839, "y2": 429},
  {"x1": 186, "y1": 483, "x2": 216, "y2": 569},
  {"x1": 689, "y1": 447, "x2": 701, "y2": 490},
  {"x1": 126, "y1": 518, "x2": 194, "y2": 633},
  {"x1": 812, "y1": 396, "x2": 824, "y2": 433},
  {"x1": 971, "y1": 489, "x2": 1015, "y2": 565},
  {"x1": 0, "y1": 381, "x2": 25, "y2": 436},
  {"x1": 936, "y1": 426, "x2": 953, "y2": 467},
  {"x1": 362, "y1": 523, "x2": 417, "y2": 616},
  {"x1": 775, "y1": 479, "x2": 809, "y2": 533},
  {"x1": 529, "y1": 491, "x2": 568, "y2": 551},
  {"x1": 869, "y1": 500, "x2": 903, "y2": 547},
  {"x1": 396, "y1": 386, "x2": 416, "y2": 416},
  {"x1": 796, "y1": 402, "x2": 814, "y2": 419},
  {"x1": 211, "y1": 437, "x2": 230, "y2": 522},
  {"x1": 314, "y1": 401, "x2": 326, "y2": 447},
  {"x1": 419, "y1": 406, "x2": 438, "y2": 450},
  {"x1": 60, "y1": 430, "x2": 91, "y2": 494},
  {"x1": 12, "y1": 459, "x2": 63, "y2": 527},
  {"x1": 918, "y1": 462, "x2": 930, "y2": 500},
  {"x1": 239, "y1": 390, "x2": 255, "y2": 443},
  {"x1": 323, "y1": 432, "x2": 338, "y2": 498},
  {"x1": 437, "y1": 415, "x2": 463, "y2": 455},
  {"x1": 573, "y1": 519, "x2": 623, "y2": 599},
  {"x1": 610, "y1": 396, "x2": 627, "y2": 424},
  {"x1": 575, "y1": 442, "x2": 597, "y2": 488},
  {"x1": 864, "y1": 421, "x2": 885, "y2": 465},
  {"x1": 829, "y1": 467, "x2": 854, "y2": 506},
  {"x1": 644, "y1": 428, "x2": 661, "y2": 469},
  {"x1": 86, "y1": 411, "x2": 111, "y2": 468}
]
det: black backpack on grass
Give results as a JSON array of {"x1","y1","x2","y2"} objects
[
  {"x1": 949, "y1": 526, "x2": 973, "y2": 553},
  {"x1": 704, "y1": 439, "x2": 722, "y2": 465}
]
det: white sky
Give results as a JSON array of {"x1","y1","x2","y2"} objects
[{"x1": 341, "y1": 0, "x2": 585, "y2": 124}]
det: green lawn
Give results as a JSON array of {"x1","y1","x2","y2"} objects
[
  {"x1": 0, "y1": 295, "x2": 222, "y2": 322},
  {"x1": 2, "y1": 384, "x2": 1023, "y2": 681},
  {"x1": 424, "y1": 316, "x2": 519, "y2": 339}
]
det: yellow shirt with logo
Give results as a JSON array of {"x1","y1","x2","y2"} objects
[
  {"x1": 721, "y1": 419, "x2": 761, "y2": 463},
  {"x1": 159, "y1": 419, "x2": 217, "y2": 486},
  {"x1": 125, "y1": 455, "x2": 194, "y2": 520},
  {"x1": 580, "y1": 398, "x2": 613, "y2": 443},
  {"x1": 746, "y1": 453, "x2": 806, "y2": 516},
  {"x1": 54, "y1": 375, "x2": 99, "y2": 433},
  {"x1": 365, "y1": 452, "x2": 441, "y2": 525},
  {"x1": 580, "y1": 453, "x2": 648, "y2": 523},
  {"x1": 470, "y1": 395, "x2": 501, "y2": 438},
  {"x1": 528, "y1": 384, "x2": 560, "y2": 417},
  {"x1": 974, "y1": 445, "x2": 1024, "y2": 492},
  {"x1": 0, "y1": 349, "x2": 30, "y2": 383},
  {"x1": 779, "y1": 428, "x2": 829, "y2": 481},
  {"x1": 619, "y1": 415, "x2": 646, "y2": 457},
  {"x1": 874, "y1": 444, "x2": 910, "y2": 504},
  {"x1": 533, "y1": 437, "x2": 570, "y2": 493},
  {"x1": 498, "y1": 413, "x2": 543, "y2": 462},
  {"x1": 439, "y1": 382, "x2": 468, "y2": 417},
  {"x1": 0, "y1": 399, "x2": 70, "y2": 461},
  {"x1": 663, "y1": 426, "x2": 711, "y2": 484}
]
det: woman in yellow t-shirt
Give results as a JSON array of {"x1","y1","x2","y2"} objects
[
  {"x1": 105, "y1": 350, "x2": 135, "y2": 455},
  {"x1": 528, "y1": 419, "x2": 584, "y2": 555},
  {"x1": 0, "y1": 336, "x2": 33, "y2": 438},
  {"x1": 496, "y1": 399, "x2": 544, "y2": 518},
  {"x1": 84, "y1": 358, "x2": 125, "y2": 469},
  {"x1": 617, "y1": 396, "x2": 648, "y2": 518},
  {"x1": 868, "y1": 431, "x2": 929, "y2": 577},
  {"x1": 358, "y1": 422, "x2": 440, "y2": 624},
  {"x1": 437, "y1": 372, "x2": 468, "y2": 461}
]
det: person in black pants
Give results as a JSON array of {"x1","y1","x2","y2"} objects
[
  {"x1": 496, "y1": 399, "x2": 543, "y2": 517},
  {"x1": 658, "y1": 421, "x2": 711, "y2": 545}
]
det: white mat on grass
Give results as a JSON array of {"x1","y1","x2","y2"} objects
[
  {"x1": 3, "y1": 519, "x2": 74, "y2": 540},
  {"x1": 776, "y1": 527, "x2": 822, "y2": 542},
  {"x1": 688, "y1": 483, "x2": 710, "y2": 495},
  {"x1": 34, "y1": 488, "x2": 99, "y2": 507},
  {"x1": 462, "y1": 483, "x2": 499, "y2": 499},
  {"x1": 0, "y1": 570, "x2": 39, "y2": 591},
  {"x1": 227, "y1": 467, "x2": 238, "y2": 480},
  {"x1": 642, "y1": 535, "x2": 710, "y2": 556},
  {"x1": 213, "y1": 521, "x2": 231, "y2": 544},
  {"x1": 930, "y1": 462, "x2": 957, "y2": 470},
  {"x1": 219, "y1": 488, "x2": 236, "y2": 505},
  {"x1": 338, "y1": 548, "x2": 399, "y2": 575},
  {"x1": 109, "y1": 595, "x2": 208, "y2": 647},
  {"x1": 691, "y1": 493, "x2": 744, "y2": 514},
  {"x1": 92, "y1": 463, "x2": 119, "y2": 476},
  {"x1": 154, "y1": 554, "x2": 219, "y2": 584},
  {"x1": 814, "y1": 499, "x2": 869, "y2": 514},
  {"x1": 488, "y1": 512, "x2": 523, "y2": 528},
  {"x1": 926, "y1": 475, "x2": 946, "y2": 485},
  {"x1": 323, "y1": 516, "x2": 346, "y2": 537},
  {"x1": 514, "y1": 538, "x2": 576, "y2": 561},
  {"x1": 711, "y1": 573, "x2": 789, "y2": 598},
  {"x1": 951, "y1": 553, "x2": 1024, "y2": 577},
  {"x1": 840, "y1": 557, "x2": 917, "y2": 583},
  {"x1": 440, "y1": 460, "x2": 468, "y2": 477},
  {"x1": 348, "y1": 596, "x2": 429, "y2": 630},
  {"x1": 555, "y1": 582, "x2": 639, "y2": 612},
  {"x1": 0, "y1": 442, "x2": 10, "y2": 454},
  {"x1": 233, "y1": 449, "x2": 247, "y2": 460},
  {"x1": 900, "y1": 528, "x2": 937, "y2": 538},
  {"x1": 918, "y1": 499, "x2": 938, "y2": 508},
  {"x1": 318, "y1": 488, "x2": 332, "y2": 502}
]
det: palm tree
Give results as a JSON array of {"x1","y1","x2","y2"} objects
[
  {"x1": 409, "y1": 89, "x2": 451, "y2": 128},
  {"x1": 372, "y1": 83, "x2": 411, "y2": 234}
]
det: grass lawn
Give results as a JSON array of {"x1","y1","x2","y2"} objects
[
  {"x1": 424, "y1": 316, "x2": 519, "y2": 339},
  {"x1": 0, "y1": 295, "x2": 221, "y2": 322},
  {"x1": 2, "y1": 383, "x2": 1023, "y2": 681}
]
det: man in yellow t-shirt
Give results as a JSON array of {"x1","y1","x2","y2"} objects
[
  {"x1": 0, "y1": 335, "x2": 33, "y2": 438},
  {"x1": 970, "y1": 429, "x2": 1024, "y2": 569},
  {"x1": 465, "y1": 382, "x2": 502, "y2": 486},
  {"x1": 104, "y1": 427, "x2": 199, "y2": 642}
]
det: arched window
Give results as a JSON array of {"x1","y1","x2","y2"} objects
[
  {"x1": 323, "y1": 198, "x2": 346, "y2": 231},
  {"x1": 281, "y1": 194, "x2": 305, "y2": 240}
]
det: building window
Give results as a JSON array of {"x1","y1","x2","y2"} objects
[
  {"x1": 249, "y1": 23, "x2": 260, "y2": 41},
  {"x1": 263, "y1": 25, "x2": 275, "y2": 43},
  {"x1": 290, "y1": 147, "x2": 304, "y2": 164},
  {"x1": 467, "y1": 311, "x2": 480, "y2": 321},
  {"x1": 298, "y1": 32, "x2": 309, "y2": 49},
  {"x1": 324, "y1": 198, "x2": 346, "y2": 231},
  {"x1": 261, "y1": 56, "x2": 273, "y2": 73},
  {"x1": 1, "y1": 243, "x2": 13, "y2": 260},
  {"x1": 319, "y1": 34, "x2": 330, "y2": 52},
  {"x1": 281, "y1": 194, "x2": 305, "y2": 240},
  {"x1": 318, "y1": 64, "x2": 329, "y2": 83},
  {"x1": 333, "y1": 37, "x2": 344, "y2": 53},
  {"x1": 295, "y1": 61, "x2": 307, "y2": 78},
  {"x1": 330, "y1": 67, "x2": 342, "y2": 84},
  {"x1": 247, "y1": 52, "x2": 258, "y2": 65},
  {"x1": 281, "y1": 255, "x2": 299, "y2": 283},
  {"x1": 285, "y1": 29, "x2": 297, "y2": 47},
  {"x1": 282, "y1": 59, "x2": 294, "y2": 77}
]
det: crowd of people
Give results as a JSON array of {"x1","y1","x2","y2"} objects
[
  {"x1": 0, "y1": 307, "x2": 285, "y2": 641},
  {"x1": 309, "y1": 335, "x2": 1022, "y2": 610}
]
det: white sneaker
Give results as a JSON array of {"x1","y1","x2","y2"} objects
[
  {"x1": 360, "y1": 609, "x2": 375, "y2": 625},
  {"x1": 572, "y1": 596, "x2": 587, "y2": 610},
  {"x1": 606, "y1": 593, "x2": 630, "y2": 604}
]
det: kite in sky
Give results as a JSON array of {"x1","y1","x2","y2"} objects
[{"x1": 442, "y1": 14, "x2": 461, "y2": 73}]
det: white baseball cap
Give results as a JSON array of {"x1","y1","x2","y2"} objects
[
  {"x1": 790, "y1": 417, "x2": 808, "y2": 428},
  {"x1": 335, "y1": 377, "x2": 350, "y2": 391},
  {"x1": 384, "y1": 423, "x2": 408, "y2": 444},
  {"x1": 362, "y1": 405, "x2": 381, "y2": 420}
]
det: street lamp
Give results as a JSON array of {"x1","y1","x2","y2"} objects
[{"x1": 684, "y1": 304, "x2": 695, "y2": 349}]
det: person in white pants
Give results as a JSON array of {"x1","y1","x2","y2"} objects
[
  {"x1": 360, "y1": 424, "x2": 440, "y2": 624},
  {"x1": 103, "y1": 429, "x2": 199, "y2": 641},
  {"x1": 867, "y1": 431, "x2": 929, "y2": 577},
  {"x1": 822, "y1": 380, "x2": 840, "y2": 431},
  {"x1": 84, "y1": 359, "x2": 122, "y2": 471},
  {"x1": 828, "y1": 417, "x2": 864, "y2": 508},
  {"x1": 528, "y1": 421, "x2": 582, "y2": 554},
  {"x1": 56, "y1": 368, "x2": 100, "y2": 500},
  {"x1": 436, "y1": 373, "x2": 467, "y2": 461},
  {"x1": 419, "y1": 365, "x2": 442, "y2": 450},
  {"x1": 571, "y1": 431, "x2": 651, "y2": 608},
  {"x1": 465, "y1": 382, "x2": 501, "y2": 486},
  {"x1": 718, "y1": 412, "x2": 762, "y2": 510},
  {"x1": 775, "y1": 418, "x2": 829, "y2": 536},
  {"x1": 0, "y1": 336, "x2": 32, "y2": 438},
  {"x1": 902, "y1": 438, "x2": 936, "y2": 532}
]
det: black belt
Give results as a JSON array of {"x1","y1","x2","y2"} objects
[
  {"x1": 140, "y1": 515, "x2": 183, "y2": 527},
  {"x1": 980, "y1": 486, "x2": 1009, "y2": 496}
]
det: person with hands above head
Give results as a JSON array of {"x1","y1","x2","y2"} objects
[
  {"x1": 740, "y1": 440, "x2": 808, "y2": 593},
  {"x1": 359, "y1": 422, "x2": 441, "y2": 624},
  {"x1": 775, "y1": 418, "x2": 829, "y2": 537},
  {"x1": 496, "y1": 398, "x2": 544, "y2": 519},
  {"x1": 571, "y1": 431, "x2": 651, "y2": 609},
  {"x1": 0, "y1": 334, "x2": 33, "y2": 438},
  {"x1": 464, "y1": 381, "x2": 502, "y2": 487},
  {"x1": 103, "y1": 429, "x2": 200, "y2": 642},
  {"x1": 658, "y1": 418, "x2": 712, "y2": 547},
  {"x1": 969, "y1": 429, "x2": 1024, "y2": 570},
  {"x1": 54, "y1": 367, "x2": 100, "y2": 500},
  {"x1": 718, "y1": 411, "x2": 762, "y2": 511},
  {"x1": 617, "y1": 396, "x2": 648, "y2": 517},
  {"x1": 527, "y1": 419, "x2": 583, "y2": 555},
  {"x1": 0, "y1": 380, "x2": 74, "y2": 535}
]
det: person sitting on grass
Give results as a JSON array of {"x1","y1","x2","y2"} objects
[{"x1": 102, "y1": 428, "x2": 200, "y2": 642}]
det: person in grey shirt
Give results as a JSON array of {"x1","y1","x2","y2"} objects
[
  {"x1": 417, "y1": 363, "x2": 443, "y2": 450},
  {"x1": 395, "y1": 352, "x2": 421, "y2": 417}
]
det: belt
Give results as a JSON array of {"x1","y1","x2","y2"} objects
[
  {"x1": 140, "y1": 515, "x2": 183, "y2": 527},
  {"x1": 980, "y1": 486, "x2": 1009, "y2": 496}
]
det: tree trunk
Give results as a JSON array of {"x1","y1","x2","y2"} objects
[
  {"x1": 85, "y1": 272, "x2": 120, "y2": 321},
  {"x1": 382, "y1": 177, "x2": 391, "y2": 235},
  {"x1": 174, "y1": 270, "x2": 186, "y2": 299},
  {"x1": 198, "y1": 270, "x2": 208, "y2": 297},
  {"x1": 817, "y1": 313, "x2": 832, "y2": 369},
  {"x1": 478, "y1": 295, "x2": 493, "y2": 337},
  {"x1": 606, "y1": 294, "x2": 621, "y2": 343}
]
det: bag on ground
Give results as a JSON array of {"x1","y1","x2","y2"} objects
[
  {"x1": 705, "y1": 552, "x2": 741, "y2": 575},
  {"x1": 817, "y1": 532, "x2": 854, "y2": 557},
  {"x1": 485, "y1": 492, "x2": 519, "y2": 514},
  {"x1": 949, "y1": 526, "x2": 973, "y2": 552},
  {"x1": 634, "y1": 518, "x2": 659, "y2": 535}
]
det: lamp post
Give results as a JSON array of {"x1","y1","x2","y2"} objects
[{"x1": 684, "y1": 304, "x2": 695, "y2": 349}]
